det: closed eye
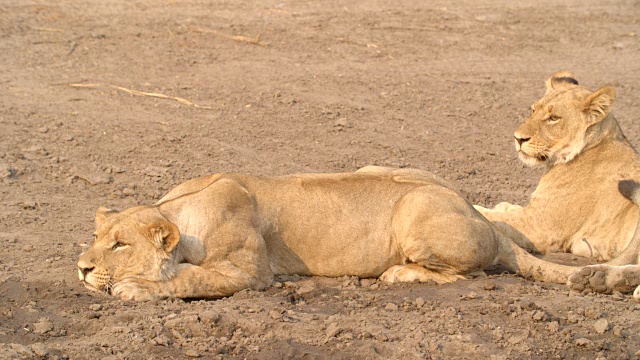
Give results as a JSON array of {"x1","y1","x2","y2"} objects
[{"x1": 111, "y1": 242, "x2": 128, "y2": 251}]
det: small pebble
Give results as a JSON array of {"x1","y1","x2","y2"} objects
[
  {"x1": 185, "y1": 350, "x2": 200, "y2": 358},
  {"x1": 484, "y1": 280, "x2": 496, "y2": 291},
  {"x1": 30, "y1": 343, "x2": 48, "y2": 357},
  {"x1": 575, "y1": 338, "x2": 593, "y2": 346},
  {"x1": 385, "y1": 303, "x2": 398, "y2": 311},
  {"x1": 594, "y1": 318, "x2": 609, "y2": 334},
  {"x1": 269, "y1": 310, "x2": 281, "y2": 320},
  {"x1": 325, "y1": 322, "x2": 341, "y2": 338},
  {"x1": 153, "y1": 334, "x2": 171, "y2": 346},
  {"x1": 532, "y1": 310, "x2": 546, "y2": 321},
  {"x1": 33, "y1": 318, "x2": 54, "y2": 334},
  {"x1": 21, "y1": 200, "x2": 37, "y2": 210},
  {"x1": 613, "y1": 325, "x2": 623, "y2": 337}
]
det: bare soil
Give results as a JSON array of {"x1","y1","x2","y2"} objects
[{"x1": 1, "y1": 0, "x2": 640, "y2": 359}]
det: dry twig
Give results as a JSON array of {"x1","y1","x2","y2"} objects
[
  {"x1": 336, "y1": 37, "x2": 379, "y2": 48},
  {"x1": 31, "y1": 26, "x2": 64, "y2": 32},
  {"x1": 191, "y1": 27, "x2": 269, "y2": 47},
  {"x1": 68, "y1": 83, "x2": 212, "y2": 109}
]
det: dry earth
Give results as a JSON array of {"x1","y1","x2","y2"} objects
[{"x1": 1, "y1": 0, "x2": 640, "y2": 359}]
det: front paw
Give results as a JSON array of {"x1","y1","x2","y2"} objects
[
  {"x1": 112, "y1": 279, "x2": 164, "y2": 301},
  {"x1": 494, "y1": 202, "x2": 522, "y2": 212},
  {"x1": 567, "y1": 265, "x2": 640, "y2": 295},
  {"x1": 567, "y1": 266, "x2": 611, "y2": 294}
]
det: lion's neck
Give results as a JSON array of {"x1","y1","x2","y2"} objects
[
  {"x1": 582, "y1": 113, "x2": 629, "y2": 153},
  {"x1": 174, "y1": 235, "x2": 207, "y2": 265},
  {"x1": 544, "y1": 113, "x2": 631, "y2": 170},
  {"x1": 155, "y1": 203, "x2": 208, "y2": 266}
]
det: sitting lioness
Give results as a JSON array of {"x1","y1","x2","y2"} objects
[
  {"x1": 475, "y1": 71, "x2": 640, "y2": 299},
  {"x1": 77, "y1": 166, "x2": 577, "y2": 301}
]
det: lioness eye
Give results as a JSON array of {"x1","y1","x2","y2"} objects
[
  {"x1": 111, "y1": 242, "x2": 126, "y2": 250},
  {"x1": 547, "y1": 116, "x2": 560, "y2": 123}
]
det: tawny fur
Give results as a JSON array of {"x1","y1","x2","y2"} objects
[
  {"x1": 475, "y1": 71, "x2": 640, "y2": 300},
  {"x1": 78, "y1": 167, "x2": 579, "y2": 301}
]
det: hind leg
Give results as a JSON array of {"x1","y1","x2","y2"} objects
[
  {"x1": 380, "y1": 264, "x2": 465, "y2": 284},
  {"x1": 390, "y1": 187, "x2": 500, "y2": 283}
]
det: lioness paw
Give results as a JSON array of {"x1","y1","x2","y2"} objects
[
  {"x1": 493, "y1": 202, "x2": 522, "y2": 212},
  {"x1": 567, "y1": 265, "x2": 640, "y2": 296},
  {"x1": 113, "y1": 279, "x2": 164, "y2": 301},
  {"x1": 379, "y1": 264, "x2": 463, "y2": 284},
  {"x1": 567, "y1": 266, "x2": 611, "y2": 294},
  {"x1": 379, "y1": 265, "x2": 403, "y2": 283},
  {"x1": 473, "y1": 202, "x2": 521, "y2": 215}
]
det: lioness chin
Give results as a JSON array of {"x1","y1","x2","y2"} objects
[
  {"x1": 475, "y1": 71, "x2": 640, "y2": 300},
  {"x1": 78, "y1": 166, "x2": 577, "y2": 301}
]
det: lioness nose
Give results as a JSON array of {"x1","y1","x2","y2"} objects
[
  {"x1": 515, "y1": 135, "x2": 530, "y2": 146},
  {"x1": 78, "y1": 265, "x2": 94, "y2": 279},
  {"x1": 77, "y1": 258, "x2": 94, "y2": 280}
]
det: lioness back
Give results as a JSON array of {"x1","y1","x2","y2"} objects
[{"x1": 175, "y1": 172, "x2": 454, "y2": 277}]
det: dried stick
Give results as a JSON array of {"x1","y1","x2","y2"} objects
[
  {"x1": 68, "y1": 83, "x2": 212, "y2": 109},
  {"x1": 191, "y1": 27, "x2": 269, "y2": 47}
]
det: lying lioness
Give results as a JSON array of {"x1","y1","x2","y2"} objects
[{"x1": 77, "y1": 166, "x2": 577, "y2": 301}]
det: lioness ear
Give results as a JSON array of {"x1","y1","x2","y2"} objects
[
  {"x1": 146, "y1": 221, "x2": 180, "y2": 253},
  {"x1": 583, "y1": 86, "x2": 616, "y2": 125},
  {"x1": 545, "y1": 70, "x2": 579, "y2": 94},
  {"x1": 96, "y1": 207, "x2": 118, "y2": 227}
]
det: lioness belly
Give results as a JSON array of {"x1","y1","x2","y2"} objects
[
  {"x1": 569, "y1": 209, "x2": 638, "y2": 261},
  {"x1": 264, "y1": 231, "x2": 403, "y2": 278},
  {"x1": 247, "y1": 173, "x2": 431, "y2": 277}
]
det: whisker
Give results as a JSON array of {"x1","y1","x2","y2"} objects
[
  {"x1": 105, "y1": 280, "x2": 114, "y2": 295},
  {"x1": 536, "y1": 149, "x2": 550, "y2": 161}
]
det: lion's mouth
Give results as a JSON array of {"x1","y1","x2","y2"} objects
[
  {"x1": 80, "y1": 272, "x2": 114, "y2": 296},
  {"x1": 517, "y1": 150, "x2": 548, "y2": 166},
  {"x1": 82, "y1": 281, "x2": 115, "y2": 296},
  {"x1": 81, "y1": 280, "x2": 101, "y2": 292}
]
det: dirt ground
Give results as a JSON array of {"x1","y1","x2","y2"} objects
[{"x1": 1, "y1": 0, "x2": 640, "y2": 358}]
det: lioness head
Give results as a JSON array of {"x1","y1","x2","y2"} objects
[
  {"x1": 77, "y1": 206, "x2": 180, "y2": 294},
  {"x1": 514, "y1": 71, "x2": 616, "y2": 167}
]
